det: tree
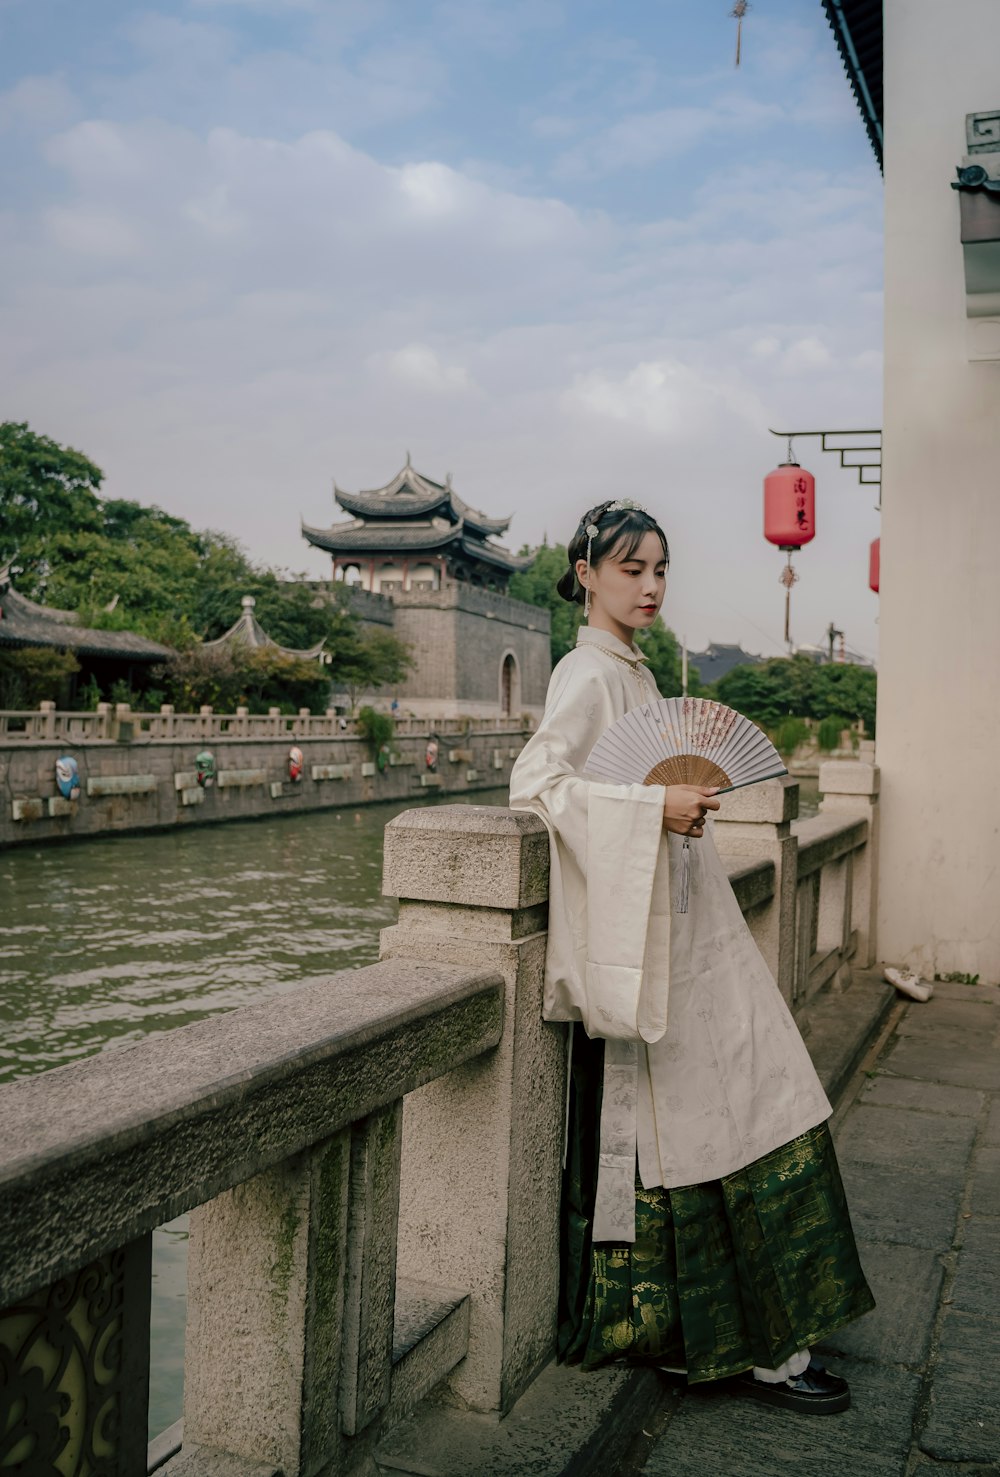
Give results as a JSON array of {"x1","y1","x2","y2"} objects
[
  {"x1": 509, "y1": 541, "x2": 584, "y2": 666},
  {"x1": 0, "y1": 422, "x2": 103, "y2": 582},
  {"x1": 158, "y1": 645, "x2": 332, "y2": 714},
  {"x1": 333, "y1": 628, "x2": 415, "y2": 713},
  {"x1": 635, "y1": 619, "x2": 683, "y2": 697},
  {"x1": 0, "y1": 647, "x2": 80, "y2": 709},
  {"x1": 714, "y1": 656, "x2": 877, "y2": 734}
]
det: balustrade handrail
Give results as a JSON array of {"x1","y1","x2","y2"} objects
[
  {"x1": 0, "y1": 959, "x2": 503, "y2": 1309},
  {"x1": 0, "y1": 704, "x2": 531, "y2": 744}
]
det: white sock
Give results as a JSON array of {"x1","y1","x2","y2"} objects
[{"x1": 752, "y1": 1348, "x2": 811, "y2": 1383}]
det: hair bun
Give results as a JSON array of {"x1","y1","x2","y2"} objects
[{"x1": 556, "y1": 566, "x2": 579, "y2": 604}]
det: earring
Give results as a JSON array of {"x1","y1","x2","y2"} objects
[{"x1": 583, "y1": 522, "x2": 599, "y2": 618}]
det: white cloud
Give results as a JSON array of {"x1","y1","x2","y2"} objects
[
  {"x1": 376, "y1": 344, "x2": 474, "y2": 395},
  {"x1": 0, "y1": 75, "x2": 78, "y2": 134},
  {"x1": 43, "y1": 205, "x2": 142, "y2": 258},
  {"x1": 554, "y1": 96, "x2": 784, "y2": 180},
  {"x1": 781, "y1": 337, "x2": 833, "y2": 373},
  {"x1": 564, "y1": 359, "x2": 764, "y2": 439}
]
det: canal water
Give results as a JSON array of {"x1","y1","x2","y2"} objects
[{"x1": 0, "y1": 777, "x2": 819, "y2": 1440}]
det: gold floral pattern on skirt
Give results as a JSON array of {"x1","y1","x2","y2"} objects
[{"x1": 560, "y1": 1031, "x2": 875, "y2": 1382}]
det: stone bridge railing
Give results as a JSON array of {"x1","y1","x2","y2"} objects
[
  {"x1": 0, "y1": 703, "x2": 526, "y2": 745},
  {"x1": 0, "y1": 759, "x2": 878, "y2": 1475}
]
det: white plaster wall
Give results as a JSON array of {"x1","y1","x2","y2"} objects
[{"x1": 878, "y1": 0, "x2": 1000, "y2": 980}]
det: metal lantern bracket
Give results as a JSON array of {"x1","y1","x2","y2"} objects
[{"x1": 769, "y1": 427, "x2": 882, "y2": 506}]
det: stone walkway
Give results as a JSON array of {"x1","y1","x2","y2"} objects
[{"x1": 641, "y1": 978, "x2": 1000, "y2": 1477}]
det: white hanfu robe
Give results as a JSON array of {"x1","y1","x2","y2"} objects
[{"x1": 509, "y1": 626, "x2": 831, "y2": 1243}]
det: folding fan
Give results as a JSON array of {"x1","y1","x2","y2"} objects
[{"x1": 585, "y1": 697, "x2": 787, "y2": 912}]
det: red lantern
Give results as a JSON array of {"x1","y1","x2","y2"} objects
[
  {"x1": 764, "y1": 461, "x2": 816, "y2": 549},
  {"x1": 869, "y1": 537, "x2": 880, "y2": 593}
]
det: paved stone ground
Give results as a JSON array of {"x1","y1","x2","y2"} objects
[{"x1": 641, "y1": 979, "x2": 1000, "y2": 1477}]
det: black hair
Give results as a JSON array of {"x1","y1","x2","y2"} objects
[{"x1": 555, "y1": 502, "x2": 669, "y2": 606}]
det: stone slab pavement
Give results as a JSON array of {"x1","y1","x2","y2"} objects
[{"x1": 640, "y1": 978, "x2": 1000, "y2": 1477}]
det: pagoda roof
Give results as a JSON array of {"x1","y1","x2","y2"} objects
[
  {"x1": 332, "y1": 461, "x2": 512, "y2": 537},
  {"x1": 203, "y1": 596, "x2": 326, "y2": 661},
  {"x1": 301, "y1": 517, "x2": 534, "y2": 573},
  {"x1": 0, "y1": 574, "x2": 173, "y2": 662}
]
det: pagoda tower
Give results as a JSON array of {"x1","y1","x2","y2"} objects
[{"x1": 301, "y1": 460, "x2": 533, "y2": 595}]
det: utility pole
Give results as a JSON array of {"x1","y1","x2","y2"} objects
[
  {"x1": 826, "y1": 622, "x2": 844, "y2": 663},
  {"x1": 682, "y1": 636, "x2": 689, "y2": 696}
]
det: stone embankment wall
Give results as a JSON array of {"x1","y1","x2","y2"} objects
[{"x1": 0, "y1": 728, "x2": 528, "y2": 849}]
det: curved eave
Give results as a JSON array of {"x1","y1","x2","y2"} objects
[
  {"x1": 464, "y1": 537, "x2": 535, "y2": 573},
  {"x1": 822, "y1": 0, "x2": 883, "y2": 170},
  {"x1": 334, "y1": 486, "x2": 452, "y2": 521},
  {"x1": 302, "y1": 521, "x2": 464, "y2": 555},
  {"x1": 0, "y1": 628, "x2": 172, "y2": 661},
  {"x1": 204, "y1": 611, "x2": 325, "y2": 661},
  {"x1": 454, "y1": 501, "x2": 511, "y2": 537}
]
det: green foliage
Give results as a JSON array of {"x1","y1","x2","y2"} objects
[
  {"x1": 157, "y1": 646, "x2": 331, "y2": 714},
  {"x1": 714, "y1": 656, "x2": 876, "y2": 734},
  {"x1": 772, "y1": 716, "x2": 810, "y2": 757},
  {"x1": 817, "y1": 714, "x2": 850, "y2": 751},
  {"x1": 509, "y1": 541, "x2": 584, "y2": 665},
  {"x1": 808, "y1": 664, "x2": 877, "y2": 733},
  {"x1": 334, "y1": 628, "x2": 415, "y2": 713},
  {"x1": 0, "y1": 646, "x2": 80, "y2": 708},
  {"x1": 0, "y1": 422, "x2": 103, "y2": 581},
  {"x1": 935, "y1": 971, "x2": 981, "y2": 986},
  {"x1": 355, "y1": 705, "x2": 395, "y2": 753}
]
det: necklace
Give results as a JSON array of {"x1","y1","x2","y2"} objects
[{"x1": 589, "y1": 643, "x2": 649, "y2": 696}]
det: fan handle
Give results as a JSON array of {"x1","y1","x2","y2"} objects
[{"x1": 643, "y1": 755, "x2": 731, "y2": 789}]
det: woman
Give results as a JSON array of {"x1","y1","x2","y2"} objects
[{"x1": 509, "y1": 499, "x2": 873, "y2": 1415}]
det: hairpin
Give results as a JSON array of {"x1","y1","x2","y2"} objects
[{"x1": 581, "y1": 500, "x2": 648, "y2": 614}]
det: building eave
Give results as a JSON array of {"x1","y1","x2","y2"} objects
[
  {"x1": 302, "y1": 520, "x2": 465, "y2": 556},
  {"x1": 821, "y1": 0, "x2": 883, "y2": 170}
]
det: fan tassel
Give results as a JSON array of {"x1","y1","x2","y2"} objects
[{"x1": 677, "y1": 838, "x2": 691, "y2": 914}]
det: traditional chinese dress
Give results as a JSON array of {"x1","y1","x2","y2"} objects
[{"x1": 509, "y1": 626, "x2": 873, "y2": 1379}]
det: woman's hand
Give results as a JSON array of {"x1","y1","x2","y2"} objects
[{"x1": 663, "y1": 785, "x2": 721, "y2": 838}]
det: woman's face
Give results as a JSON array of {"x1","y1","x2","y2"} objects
[{"x1": 577, "y1": 528, "x2": 667, "y2": 637}]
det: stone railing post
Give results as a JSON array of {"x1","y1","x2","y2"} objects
[
  {"x1": 234, "y1": 704, "x2": 250, "y2": 738},
  {"x1": 182, "y1": 1131, "x2": 357, "y2": 1475},
  {"x1": 818, "y1": 758, "x2": 880, "y2": 968},
  {"x1": 714, "y1": 777, "x2": 799, "y2": 1005},
  {"x1": 198, "y1": 705, "x2": 213, "y2": 739},
  {"x1": 158, "y1": 703, "x2": 175, "y2": 740},
  {"x1": 38, "y1": 699, "x2": 57, "y2": 741},
  {"x1": 95, "y1": 701, "x2": 113, "y2": 741},
  {"x1": 379, "y1": 806, "x2": 561, "y2": 1417}
]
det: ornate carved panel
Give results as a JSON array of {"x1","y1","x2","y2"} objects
[{"x1": 0, "y1": 1238, "x2": 151, "y2": 1476}]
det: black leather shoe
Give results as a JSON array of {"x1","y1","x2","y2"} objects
[{"x1": 732, "y1": 1359, "x2": 850, "y2": 1415}]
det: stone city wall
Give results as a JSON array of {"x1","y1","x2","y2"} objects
[{"x1": 0, "y1": 728, "x2": 528, "y2": 850}]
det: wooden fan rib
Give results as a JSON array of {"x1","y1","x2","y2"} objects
[{"x1": 644, "y1": 755, "x2": 731, "y2": 789}]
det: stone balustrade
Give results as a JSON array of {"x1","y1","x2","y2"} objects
[
  {"x1": 0, "y1": 702, "x2": 527, "y2": 745},
  {"x1": 0, "y1": 760, "x2": 879, "y2": 1473},
  {"x1": 713, "y1": 760, "x2": 880, "y2": 1009}
]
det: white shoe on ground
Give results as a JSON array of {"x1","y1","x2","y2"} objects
[{"x1": 883, "y1": 965, "x2": 934, "y2": 1003}]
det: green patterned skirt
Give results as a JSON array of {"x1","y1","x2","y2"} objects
[{"x1": 560, "y1": 1031, "x2": 875, "y2": 1382}]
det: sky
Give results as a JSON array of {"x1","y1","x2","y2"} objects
[{"x1": 0, "y1": 0, "x2": 884, "y2": 660}]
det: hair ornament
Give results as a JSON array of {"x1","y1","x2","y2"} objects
[{"x1": 576, "y1": 496, "x2": 646, "y2": 611}]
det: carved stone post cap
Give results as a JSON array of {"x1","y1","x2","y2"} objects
[
  {"x1": 383, "y1": 805, "x2": 549, "y2": 910},
  {"x1": 818, "y1": 759, "x2": 881, "y2": 796},
  {"x1": 715, "y1": 775, "x2": 799, "y2": 825}
]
